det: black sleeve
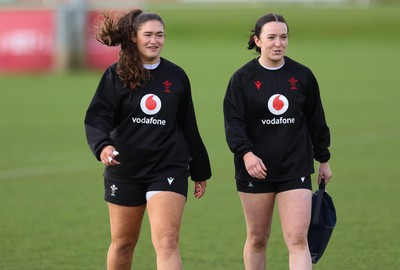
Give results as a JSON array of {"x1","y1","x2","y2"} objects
[
  {"x1": 223, "y1": 72, "x2": 253, "y2": 158},
  {"x1": 84, "y1": 68, "x2": 117, "y2": 160},
  {"x1": 303, "y1": 71, "x2": 331, "y2": 163},
  {"x1": 177, "y1": 73, "x2": 212, "y2": 181}
]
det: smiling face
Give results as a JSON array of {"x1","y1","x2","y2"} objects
[
  {"x1": 254, "y1": 21, "x2": 288, "y2": 68},
  {"x1": 132, "y1": 20, "x2": 165, "y2": 64}
]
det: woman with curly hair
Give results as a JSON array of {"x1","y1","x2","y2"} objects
[{"x1": 85, "y1": 9, "x2": 211, "y2": 270}]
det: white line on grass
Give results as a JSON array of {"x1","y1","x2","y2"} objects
[{"x1": 0, "y1": 162, "x2": 99, "y2": 180}]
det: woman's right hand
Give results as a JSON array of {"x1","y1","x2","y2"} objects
[
  {"x1": 100, "y1": 145, "x2": 120, "y2": 166},
  {"x1": 243, "y1": 152, "x2": 267, "y2": 179}
]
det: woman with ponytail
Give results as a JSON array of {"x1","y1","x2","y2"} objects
[
  {"x1": 223, "y1": 13, "x2": 332, "y2": 269},
  {"x1": 85, "y1": 9, "x2": 211, "y2": 270}
]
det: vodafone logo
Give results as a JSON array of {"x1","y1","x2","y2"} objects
[
  {"x1": 133, "y1": 94, "x2": 166, "y2": 125},
  {"x1": 262, "y1": 94, "x2": 294, "y2": 125},
  {"x1": 140, "y1": 94, "x2": 161, "y2": 115},
  {"x1": 267, "y1": 94, "x2": 289, "y2": 115}
]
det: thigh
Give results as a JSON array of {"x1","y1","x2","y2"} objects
[
  {"x1": 277, "y1": 188, "x2": 312, "y2": 237},
  {"x1": 147, "y1": 192, "x2": 186, "y2": 239},
  {"x1": 108, "y1": 203, "x2": 146, "y2": 244},
  {"x1": 239, "y1": 192, "x2": 276, "y2": 235}
]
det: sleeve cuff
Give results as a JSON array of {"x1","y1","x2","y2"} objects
[{"x1": 315, "y1": 149, "x2": 331, "y2": 163}]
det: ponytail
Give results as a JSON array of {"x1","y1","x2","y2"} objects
[
  {"x1": 247, "y1": 32, "x2": 258, "y2": 53},
  {"x1": 247, "y1": 13, "x2": 288, "y2": 54},
  {"x1": 93, "y1": 9, "x2": 162, "y2": 90}
]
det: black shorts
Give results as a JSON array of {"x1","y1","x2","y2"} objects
[
  {"x1": 236, "y1": 175, "x2": 312, "y2": 194},
  {"x1": 104, "y1": 177, "x2": 188, "y2": 206}
]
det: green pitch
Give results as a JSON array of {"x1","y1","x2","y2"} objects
[{"x1": 1, "y1": 3, "x2": 399, "y2": 269}]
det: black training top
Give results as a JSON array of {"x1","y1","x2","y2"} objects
[
  {"x1": 85, "y1": 58, "x2": 211, "y2": 183},
  {"x1": 223, "y1": 56, "x2": 330, "y2": 182}
]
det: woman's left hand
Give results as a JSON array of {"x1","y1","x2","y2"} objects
[
  {"x1": 193, "y1": 181, "x2": 207, "y2": 199},
  {"x1": 318, "y1": 162, "x2": 332, "y2": 185}
]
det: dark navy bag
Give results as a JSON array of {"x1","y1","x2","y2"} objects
[{"x1": 307, "y1": 180, "x2": 337, "y2": 264}]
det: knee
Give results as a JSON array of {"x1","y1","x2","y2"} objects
[
  {"x1": 110, "y1": 239, "x2": 136, "y2": 257},
  {"x1": 153, "y1": 231, "x2": 179, "y2": 253},
  {"x1": 247, "y1": 234, "x2": 269, "y2": 250},
  {"x1": 286, "y1": 233, "x2": 308, "y2": 249}
]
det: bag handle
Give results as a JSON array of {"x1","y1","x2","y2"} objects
[{"x1": 312, "y1": 179, "x2": 325, "y2": 225}]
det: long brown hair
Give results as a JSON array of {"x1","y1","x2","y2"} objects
[{"x1": 94, "y1": 9, "x2": 165, "y2": 90}]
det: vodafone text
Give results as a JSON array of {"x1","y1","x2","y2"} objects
[
  {"x1": 261, "y1": 117, "x2": 295, "y2": 125},
  {"x1": 132, "y1": 116, "x2": 166, "y2": 126}
]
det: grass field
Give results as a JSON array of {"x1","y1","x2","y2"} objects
[{"x1": 1, "y1": 3, "x2": 400, "y2": 269}]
